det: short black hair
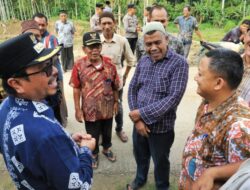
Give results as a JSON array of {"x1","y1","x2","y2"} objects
[
  {"x1": 145, "y1": 6, "x2": 152, "y2": 12},
  {"x1": 59, "y1": 10, "x2": 67, "y2": 15},
  {"x1": 2, "y1": 78, "x2": 16, "y2": 95},
  {"x1": 32, "y1": 12, "x2": 48, "y2": 23},
  {"x1": 105, "y1": 1, "x2": 111, "y2": 5},
  {"x1": 2, "y1": 74, "x2": 29, "y2": 96},
  {"x1": 127, "y1": 3, "x2": 135, "y2": 9},
  {"x1": 99, "y1": 12, "x2": 115, "y2": 23},
  {"x1": 184, "y1": 5, "x2": 191, "y2": 12},
  {"x1": 205, "y1": 48, "x2": 243, "y2": 90},
  {"x1": 241, "y1": 19, "x2": 250, "y2": 26},
  {"x1": 149, "y1": 5, "x2": 168, "y2": 18}
]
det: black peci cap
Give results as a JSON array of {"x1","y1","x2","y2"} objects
[
  {"x1": 59, "y1": 9, "x2": 67, "y2": 14},
  {"x1": 83, "y1": 32, "x2": 101, "y2": 46},
  {"x1": 127, "y1": 3, "x2": 135, "y2": 9},
  {"x1": 96, "y1": 3, "x2": 104, "y2": 8}
]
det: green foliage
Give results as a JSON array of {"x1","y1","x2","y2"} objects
[
  {"x1": 212, "y1": 11, "x2": 225, "y2": 27},
  {"x1": 166, "y1": 2, "x2": 186, "y2": 21},
  {"x1": 239, "y1": 15, "x2": 250, "y2": 25},
  {"x1": 224, "y1": 20, "x2": 237, "y2": 32},
  {"x1": 193, "y1": 2, "x2": 210, "y2": 23},
  {"x1": 224, "y1": 5, "x2": 242, "y2": 21},
  {"x1": 0, "y1": 0, "x2": 248, "y2": 29}
]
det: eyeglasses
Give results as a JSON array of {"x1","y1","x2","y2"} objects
[
  {"x1": 24, "y1": 62, "x2": 53, "y2": 77},
  {"x1": 14, "y1": 56, "x2": 57, "y2": 78}
]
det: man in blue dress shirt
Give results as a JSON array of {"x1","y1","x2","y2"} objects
[
  {"x1": 0, "y1": 33, "x2": 95, "y2": 190},
  {"x1": 128, "y1": 22, "x2": 188, "y2": 190}
]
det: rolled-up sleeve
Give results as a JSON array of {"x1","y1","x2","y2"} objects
[{"x1": 139, "y1": 60, "x2": 188, "y2": 125}]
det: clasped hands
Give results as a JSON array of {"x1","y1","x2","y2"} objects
[
  {"x1": 71, "y1": 132, "x2": 96, "y2": 151},
  {"x1": 129, "y1": 109, "x2": 150, "y2": 137}
]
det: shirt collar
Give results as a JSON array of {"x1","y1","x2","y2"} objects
[
  {"x1": 60, "y1": 20, "x2": 68, "y2": 24},
  {"x1": 145, "y1": 48, "x2": 173, "y2": 64},
  {"x1": 42, "y1": 30, "x2": 49, "y2": 38},
  {"x1": 183, "y1": 15, "x2": 191, "y2": 20},
  {"x1": 84, "y1": 56, "x2": 104, "y2": 70},
  {"x1": 100, "y1": 33, "x2": 117, "y2": 43},
  {"x1": 202, "y1": 92, "x2": 238, "y2": 120}
]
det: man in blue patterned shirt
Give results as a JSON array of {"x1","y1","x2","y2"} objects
[
  {"x1": 0, "y1": 33, "x2": 95, "y2": 190},
  {"x1": 174, "y1": 5, "x2": 204, "y2": 58},
  {"x1": 127, "y1": 22, "x2": 188, "y2": 190}
]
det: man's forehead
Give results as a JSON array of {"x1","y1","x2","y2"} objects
[
  {"x1": 101, "y1": 17, "x2": 114, "y2": 23},
  {"x1": 151, "y1": 9, "x2": 167, "y2": 17},
  {"x1": 199, "y1": 56, "x2": 211, "y2": 69},
  {"x1": 35, "y1": 17, "x2": 46, "y2": 22},
  {"x1": 241, "y1": 23, "x2": 249, "y2": 27},
  {"x1": 144, "y1": 31, "x2": 166, "y2": 41}
]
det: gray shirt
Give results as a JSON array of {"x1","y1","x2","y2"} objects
[
  {"x1": 220, "y1": 159, "x2": 250, "y2": 190},
  {"x1": 90, "y1": 14, "x2": 102, "y2": 33},
  {"x1": 55, "y1": 20, "x2": 75, "y2": 48},
  {"x1": 103, "y1": 6, "x2": 112, "y2": 13},
  {"x1": 123, "y1": 13, "x2": 138, "y2": 38}
]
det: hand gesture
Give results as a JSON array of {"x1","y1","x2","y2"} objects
[
  {"x1": 192, "y1": 168, "x2": 215, "y2": 190},
  {"x1": 135, "y1": 120, "x2": 150, "y2": 137},
  {"x1": 79, "y1": 136, "x2": 96, "y2": 151}
]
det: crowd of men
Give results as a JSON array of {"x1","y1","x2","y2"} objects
[{"x1": 1, "y1": 1, "x2": 250, "y2": 190}]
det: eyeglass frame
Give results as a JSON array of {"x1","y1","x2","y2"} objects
[{"x1": 13, "y1": 56, "x2": 58, "y2": 78}]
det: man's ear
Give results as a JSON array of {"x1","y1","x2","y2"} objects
[
  {"x1": 165, "y1": 35, "x2": 169, "y2": 43},
  {"x1": 214, "y1": 77, "x2": 224, "y2": 91},
  {"x1": 7, "y1": 78, "x2": 25, "y2": 94}
]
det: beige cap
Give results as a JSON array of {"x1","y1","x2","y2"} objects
[{"x1": 143, "y1": 21, "x2": 166, "y2": 36}]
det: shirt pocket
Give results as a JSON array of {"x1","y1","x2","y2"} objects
[
  {"x1": 103, "y1": 79, "x2": 113, "y2": 96},
  {"x1": 128, "y1": 18, "x2": 134, "y2": 26},
  {"x1": 154, "y1": 77, "x2": 169, "y2": 94},
  {"x1": 110, "y1": 54, "x2": 122, "y2": 66}
]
